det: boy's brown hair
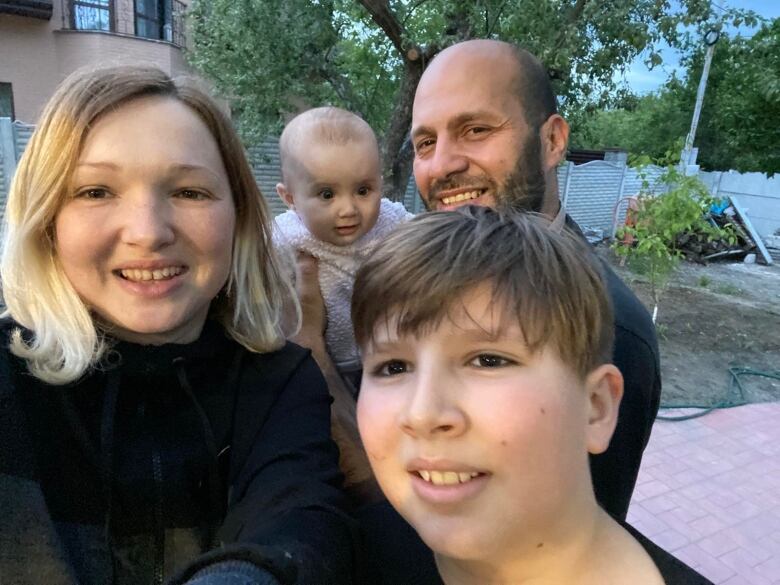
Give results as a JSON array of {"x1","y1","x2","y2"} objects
[{"x1": 352, "y1": 206, "x2": 614, "y2": 379}]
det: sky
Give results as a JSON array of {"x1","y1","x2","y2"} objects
[{"x1": 620, "y1": 0, "x2": 780, "y2": 94}]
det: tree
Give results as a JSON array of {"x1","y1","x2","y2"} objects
[
  {"x1": 188, "y1": 0, "x2": 750, "y2": 200},
  {"x1": 572, "y1": 17, "x2": 778, "y2": 175}
]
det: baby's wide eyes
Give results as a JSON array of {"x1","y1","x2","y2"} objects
[
  {"x1": 357, "y1": 185, "x2": 370, "y2": 196},
  {"x1": 319, "y1": 189, "x2": 334, "y2": 200}
]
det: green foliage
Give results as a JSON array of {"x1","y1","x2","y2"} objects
[
  {"x1": 572, "y1": 18, "x2": 779, "y2": 175},
  {"x1": 186, "y1": 0, "x2": 748, "y2": 195},
  {"x1": 697, "y1": 275, "x2": 711, "y2": 287},
  {"x1": 613, "y1": 162, "x2": 734, "y2": 308}
]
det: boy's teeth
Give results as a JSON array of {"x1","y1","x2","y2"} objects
[
  {"x1": 418, "y1": 470, "x2": 480, "y2": 485},
  {"x1": 120, "y1": 266, "x2": 183, "y2": 282},
  {"x1": 442, "y1": 190, "x2": 482, "y2": 205}
]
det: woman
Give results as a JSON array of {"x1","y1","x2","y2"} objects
[{"x1": 0, "y1": 66, "x2": 353, "y2": 585}]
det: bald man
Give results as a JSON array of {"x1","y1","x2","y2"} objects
[{"x1": 410, "y1": 39, "x2": 660, "y2": 521}]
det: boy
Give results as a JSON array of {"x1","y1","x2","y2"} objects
[
  {"x1": 352, "y1": 207, "x2": 711, "y2": 584},
  {"x1": 274, "y1": 106, "x2": 411, "y2": 386}
]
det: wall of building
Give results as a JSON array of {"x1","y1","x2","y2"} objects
[{"x1": 0, "y1": 0, "x2": 191, "y2": 123}]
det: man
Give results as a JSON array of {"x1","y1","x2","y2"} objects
[
  {"x1": 409, "y1": 39, "x2": 660, "y2": 520},
  {"x1": 295, "y1": 38, "x2": 659, "y2": 521}
]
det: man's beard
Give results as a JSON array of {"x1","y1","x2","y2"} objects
[
  {"x1": 496, "y1": 132, "x2": 546, "y2": 213},
  {"x1": 423, "y1": 131, "x2": 547, "y2": 213}
]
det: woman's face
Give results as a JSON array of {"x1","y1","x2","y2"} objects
[{"x1": 55, "y1": 96, "x2": 236, "y2": 344}]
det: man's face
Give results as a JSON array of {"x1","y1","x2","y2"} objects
[{"x1": 411, "y1": 52, "x2": 546, "y2": 212}]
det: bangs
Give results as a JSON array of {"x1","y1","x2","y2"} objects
[{"x1": 352, "y1": 207, "x2": 614, "y2": 379}]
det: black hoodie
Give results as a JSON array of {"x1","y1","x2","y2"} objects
[{"x1": 0, "y1": 319, "x2": 354, "y2": 585}]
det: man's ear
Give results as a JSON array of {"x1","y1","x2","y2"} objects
[
  {"x1": 276, "y1": 183, "x2": 295, "y2": 209},
  {"x1": 584, "y1": 364, "x2": 623, "y2": 455},
  {"x1": 539, "y1": 114, "x2": 569, "y2": 172}
]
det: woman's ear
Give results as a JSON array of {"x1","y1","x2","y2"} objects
[
  {"x1": 276, "y1": 183, "x2": 295, "y2": 209},
  {"x1": 584, "y1": 364, "x2": 624, "y2": 455}
]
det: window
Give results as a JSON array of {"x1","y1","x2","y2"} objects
[
  {"x1": 0, "y1": 83, "x2": 14, "y2": 119},
  {"x1": 135, "y1": 0, "x2": 173, "y2": 42},
  {"x1": 71, "y1": 0, "x2": 112, "y2": 31}
]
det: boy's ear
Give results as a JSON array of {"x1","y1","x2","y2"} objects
[
  {"x1": 276, "y1": 183, "x2": 295, "y2": 209},
  {"x1": 584, "y1": 364, "x2": 623, "y2": 455}
]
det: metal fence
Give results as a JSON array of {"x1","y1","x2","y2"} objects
[{"x1": 1, "y1": 117, "x2": 778, "y2": 241}]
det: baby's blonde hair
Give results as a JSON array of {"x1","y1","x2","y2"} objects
[{"x1": 279, "y1": 106, "x2": 378, "y2": 183}]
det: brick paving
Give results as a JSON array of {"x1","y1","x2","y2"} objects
[{"x1": 628, "y1": 402, "x2": 780, "y2": 584}]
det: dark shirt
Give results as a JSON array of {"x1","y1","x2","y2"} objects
[
  {"x1": 0, "y1": 319, "x2": 354, "y2": 585},
  {"x1": 359, "y1": 501, "x2": 713, "y2": 584},
  {"x1": 566, "y1": 216, "x2": 662, "y2": 520}
]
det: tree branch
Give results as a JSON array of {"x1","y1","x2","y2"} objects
[{"x1": 358, "y1": 0, "x2": 407, "y2": 57}]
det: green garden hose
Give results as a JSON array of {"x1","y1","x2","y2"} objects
[{"x1": 656, "y1": 367, "x2": 780, "y2": 422}]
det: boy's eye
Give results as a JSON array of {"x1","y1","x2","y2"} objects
[
  {"x1": 373, "y1": 360, "x2": 410, "y2": 377},
  {"x1": 319, "y1": 189, "x2": 334, "y2": 200},
  {"x1": 469, "y1": 354, "x2": 513, "y2": 368},
  {"x1": 357, "y1": 185, "x2": 370, "y2": 196}
]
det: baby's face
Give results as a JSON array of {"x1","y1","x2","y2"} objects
[
  {"x1": 357, "y1": 284, "x2": 593, "y2": 566},
  {"x1": 287, "y1": 137, "x2": 381, "y2": 246}
]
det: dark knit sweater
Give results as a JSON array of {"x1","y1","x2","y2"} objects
[{"x1": 0, "y1": 319, "x2": 355, "y2": 585}]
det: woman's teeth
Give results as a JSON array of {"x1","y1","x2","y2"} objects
[
  {"x1": 120, "y1": 267, "x2": 183, "y2": 282},
  {"x1": 418, "y1": 470, "x2": 481, "y2": 485}
]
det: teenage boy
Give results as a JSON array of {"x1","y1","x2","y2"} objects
[{"x1": 353, "y1": 207, "x2": 710, "y2": 585}]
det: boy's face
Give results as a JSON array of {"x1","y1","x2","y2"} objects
[
  {"x1": 357, "y1": 285, "x2": 597, "y2": 565},
  {"x1": 281, "y1": 136, "x2": 382, "y2": 246}
]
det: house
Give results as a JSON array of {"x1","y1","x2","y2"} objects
[{"x1": 0, "y1": 0, "x2": 191, "y2": 124}]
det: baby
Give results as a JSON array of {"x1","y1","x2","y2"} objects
[
  {"x1": 352, "y1": 207, "x2": 712, "y2": 584},
  {"x1": 274, "y1": 106, "x2": 411, "y2": 384}
]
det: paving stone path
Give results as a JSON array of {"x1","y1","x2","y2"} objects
[{"x1": 628, "y1": 403, "x2": 780, "y2": 584}]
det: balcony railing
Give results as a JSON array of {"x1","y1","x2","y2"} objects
[
  {"x1": 60, "y1": 0, "x2": 186, "y2": 48},
  {"x1": 0, "y1": 0, "x2": 54, "y2": 19}
]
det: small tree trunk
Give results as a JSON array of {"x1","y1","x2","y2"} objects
[{"x1": 381, "y1": 56, "x2": 425, "y2": 201}]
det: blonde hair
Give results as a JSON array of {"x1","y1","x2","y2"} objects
[
  {"x1": 352, "y1": 207, "x2": 614, "y2": 380},
  {"x1": 279, "y1": 106, "x2": 378, "y2": 183},
  {"x1": 1, "y1": 65, "x2": 297, "y2": 384}
]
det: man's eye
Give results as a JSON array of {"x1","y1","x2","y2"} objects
[
  {"x1": 470, "y1": 354, "x2": 512, "y2": 368},
  {"x1": 374, "y1": 360, "x2": 410, "y2": 377},
  {"x1": 415, "y1": 138, "x2": 435, "y2": 153},
  {"x1": 319, "y1": 189, "x2": 334, "y2": 200},
  {"x1": 466, "y1": 126, "x2": 490, "y2": 137}
]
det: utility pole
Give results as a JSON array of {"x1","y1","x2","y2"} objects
[{"x1": 679, "y1": 29, "x2": 720, "y2": 174}]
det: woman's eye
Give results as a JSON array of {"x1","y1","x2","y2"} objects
[
  {"x1": 470, "y1": 354, "x2": 512, "y2": 368},
  {"x1": 374, "y1": 360, "x2": 409, "y2": 377},
  {"x1": 319, "y1": 189, "x2": 334, "y2": 200},
  {"x1": 176, "y1": 189, "x2": 210, "y2": 200},
  {"x1": 76, "y1": 188, "x2": 109, "y2": 199}
]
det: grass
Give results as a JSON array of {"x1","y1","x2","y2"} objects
[
  {"x1": 698, "y1": 275, "x2": 711, "y2": 287},
  {"x1": 714, "y1": 282, "x2": 743, "y2": 296}
]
